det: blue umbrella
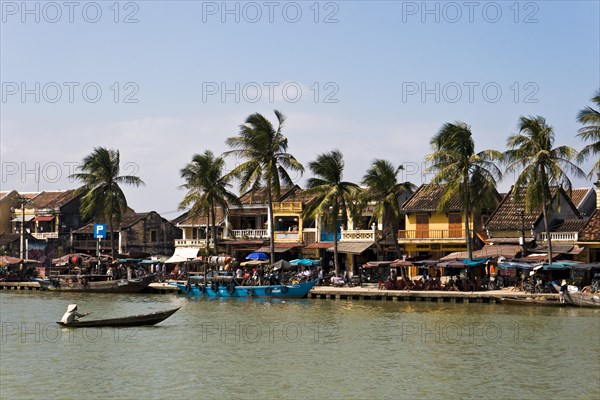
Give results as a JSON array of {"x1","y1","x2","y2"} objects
[
  {"x1": 246, "y1": 252, "x2": 268, "y2": 261},
  {"x1": 290, "y1": 258, "x2": 318, "y2": 267}
]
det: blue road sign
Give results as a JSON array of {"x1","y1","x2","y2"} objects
[{"x1": 94, "y1": 224, "x2": 107, "y2": 239}]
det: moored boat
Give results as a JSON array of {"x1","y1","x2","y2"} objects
[
  {"x1": 34, "y1": 274, "x2": 156, "y2": 293},
  {"x1": 498, "y1": 297, "x2": 565, "y2": 307},
  {"x1": 56, "y1": 307, "x2": 180, "y2": 327},
  {"x1": 172, "y1": 279, "x2": 318, "y2": 298}
]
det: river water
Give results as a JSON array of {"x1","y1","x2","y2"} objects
[{"x1": 1, "y1": 291, "x2": 599, "y2": 400}]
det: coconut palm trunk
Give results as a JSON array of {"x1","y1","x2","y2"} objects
[{"x1": 267, "y1": 185, "x2": 276, "y2": 266}]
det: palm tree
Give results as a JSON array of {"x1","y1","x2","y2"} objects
[
  {"x1": 425, "y1": 122, "x2": 502, "y2": 260},
  {"x1": 70, "y1": 147, "x2": 144, "y2": 259},
  {"x1": 504, "y1": 116, "x2": 585, "y2": 265},
  {"x1": 225, "y1": 110, "x2": 304, "y2": 265},
  {"x1": 576, "y1": 89, "x2": 600, "y2": 177},
  {"x1": 179, "y1": 150, "x2": 241, "y2": 255},
  {"x1": 362, "y1": 160, "x2": 415, "y2": 274},
  {"x1": 303, "y1": 150, "x2": 359, "y2": 277}
]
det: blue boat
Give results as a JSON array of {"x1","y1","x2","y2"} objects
[{"x1": 172, "y1": 279, "x2": 318, "y2": 298}]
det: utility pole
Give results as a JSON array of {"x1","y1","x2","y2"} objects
[
  {"x1": 519, "y1": 209, "x2": 527, "y2": 258},
  {"x1": 20, "y1": 198, "x2": 25, "y2": 260}
]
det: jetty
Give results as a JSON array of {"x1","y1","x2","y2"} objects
[{"x1": 308, "y1": 285, "x2": 559, "y2": 303}]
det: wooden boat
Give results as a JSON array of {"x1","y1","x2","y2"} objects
[
  {"x1": 56, "y1": 307, "x2": 180, "y2": 327},
  {"x1": 551, "y1": 282, "x2": 600, "y2": 308},
  {"x1": 34, "y1": 274, "x2": 155, "y2": 293},
  {"x1": 498, "y1": 297, "x2": 566, "y2": 307},
  {"x1": 564, "y1": 292, "x2": 600, "y2": 308},
  {"x1": 172, "y1": 278, "x2": 318, "y2": 298}
]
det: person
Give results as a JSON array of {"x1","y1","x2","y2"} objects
[
  {"x1": 235, "y1": 267, "x2": 243, "y2": 279},
  {"x1": 60, "y1": 304, "x2": 90, "y2": 325},
  {"x1": 106, "y1": 266, "x2": 113, "y2": 281},
  {"x1": 559, "y1": 279, "x2": 568, "y2": 304}
]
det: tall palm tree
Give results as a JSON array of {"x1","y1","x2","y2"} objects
[
  {"x1": 179, "y1": 150, "x2": 241, "y2": 255},
  {"x1": 303, "y1": 150, "x2": 359, "y2": 277},
  {"x1": 362, "y1": 160, "x2": 415, "y2": 274},
  {"x1": 425, "y1": 122, "x2": 502, "y2": 260},
  {"x1": 70, "y1": 147, "x2": 144, "y2": 259},
  {"x1": 504, "y1": 116, "x2": 585, "y2": 265},
  {"x1": 225, "y1": 110, "x2": 304, "y2": 265},
  {"x1": 576, "y1": 89, "x2": 600, "y2": 177}
]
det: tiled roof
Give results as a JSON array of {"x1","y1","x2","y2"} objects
[
  {"x1": 177, "y1": 208, "x2": 226, "y2": 226},
  {"x1": 27, "y1": 190, "x2": 79, "y2": 209},
  {"x1": 553, "y1": 219, "x2": 586, "y2": 232},
  {"x1": 579, "y1": 209, "x2": 600, "y2": 241},
  {"x1": 402, "y1": 184, "x2": 462, "y2": 212},
  {"x1": 570, "y1": 188, "x2": 593, "y2": 208},
  {"x1": 282, "y1": 187, "x2": 319, "y2": 205},
  {"x1": 238, "y1": 186, "x2": 298, "y2": 205},
  {"x1": 74, "y1": 211, "x2": 152, "y2": 233},
  {"x1": 485, "y1": 191, "x2": 542, "y2": 230}
]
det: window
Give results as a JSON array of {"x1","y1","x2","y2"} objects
[{"x1": 150, "y1": 230, "x2": 157, "y2": 243}]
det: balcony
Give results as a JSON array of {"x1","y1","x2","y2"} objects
[
  {"x1": 175, "y1": 239, "x2": 207, "y2": 247},
  {"x1": 397, "y1": 229, "x2": 466, "y2": 242},
  {"x1": 230, "y1": 229, "x2": 269, "y2": 239},
  {"x1": 537, "y1": 232, "x2": 578, "y2": 242},
  {"x1": 341, "y1": 229, "x2": 377, "y2": 242},
  {"x1": 31, "y1": 232, "x2": 59, "y2": 240},
  {"x1": 274, "y1": 231, "x2": 301, "y2": 242}
]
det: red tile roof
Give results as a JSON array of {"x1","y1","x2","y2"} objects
[
  {"x1": 579, "y1": 209, "x2": 600, "y2": 241},
  {"x1": 402, "y1": 184, "x2": 463, "y2": 212}
]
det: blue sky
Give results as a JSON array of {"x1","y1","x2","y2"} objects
[{"x1": 1, "y1": 0, "x2": 599, "y2": 217}]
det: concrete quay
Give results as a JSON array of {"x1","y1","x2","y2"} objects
[{"x1": 308, "y1": 285, "x2": 559, "y2": 303}]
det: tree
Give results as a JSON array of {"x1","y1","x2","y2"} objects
[
  {"x1": 425, "y1": 122, "x2": 502, "y2": 260},
  {"x1": 303, "y1": 150, "x2": 359, "y2": 277},
  {"x1": 70, "y1": 147, "x2": 144, "y2": 259},
  {"x1": 225, "y1": 110, "x2": 304, "y2": 265},
  {"x1": 179, "y1": 150, "x2": 241, "y2": 255},
  {"x1": 504, "y1": 116, "x2": 585, "y2": 265},
  {"x1": 576, "y1": 89, "x2": 600, "y2": 177},
  {"x1": 362, "y1": 160, "x2": 415, "y2": 274}
]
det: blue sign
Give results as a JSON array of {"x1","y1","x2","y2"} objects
[{"x1": 94, "y1": 224, "x2": 107, "y2": 239}]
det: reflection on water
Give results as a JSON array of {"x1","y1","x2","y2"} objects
[{"x1": 1, "y1": 291, "x2": 599, "y2": 399}]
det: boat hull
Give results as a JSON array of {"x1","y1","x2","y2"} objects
[
  {"x1": 34, "y1": 274, "x2": 155, "y2": 293},
  {"x1": 173, "y1": 279, "x2": 317, "y2": 298},
  {"x1": 498, "y1": 297, "x2": 565, "y2": 307},
  {"x1": 56, "y1": 307, "x2": 180, "y2": 327}
]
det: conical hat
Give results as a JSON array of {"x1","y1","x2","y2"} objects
[{"x1": 67, "y1": 304, "x2": 77, "y2": 312}]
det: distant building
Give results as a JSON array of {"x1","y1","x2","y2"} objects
[{"x1": 72, "y1": 211, "x2": 181, "y2": 257}]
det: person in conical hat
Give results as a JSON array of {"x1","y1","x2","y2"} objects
[{"x1": 60, "y1": 304, "x2": 90, "y2": 325}]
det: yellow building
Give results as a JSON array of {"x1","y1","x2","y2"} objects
[{"x1": 398, "y1": 184, "x2": 499, "y2": 260}]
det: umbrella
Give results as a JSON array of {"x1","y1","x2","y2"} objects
[
  {"x1": 390, "y1": 259, "x2": 413, "y2": 267},
  {"x1": 290, "y1": 259, "x2": 318, "y2": 267},
  {"x1": 272, "y1": 260, "x2": 292, "y2": 271},
  {"x1": 438, "y1": 260, "x2": 468, "y2": 268},
  {"x1": 0, "y1": 256, "x2": 22, "y2": 266},
  {"x1": 246, "y1": 252, "x2": 268, "y2": 261}
]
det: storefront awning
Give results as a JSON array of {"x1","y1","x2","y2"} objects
[
  {"x1": 34, "y1": 216, "x2": 55, "y2": 222},
  {"x1": 11, "y1": 216, "x2": 35, "y2": 222},
  {"x1": 327, "y1": 242, "x2": 373, "y2": 254},
  {"x1": 255, "y1": 244, "x2": 302, "y2": 253}
]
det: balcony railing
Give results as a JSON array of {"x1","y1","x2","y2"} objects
[
  {"x1": 537, "y1": 232, "x2": 578, "y2": 242},
  {"x1": 31, "y1": 232, "x2": 59, "y2": 240},
  {"x1": 397, "y1": 229, "x2": 466, "y2": 240},
  {"x1": 274, "y1": 231, "x2": 301, "y2": 241},
  {"x1": 341, "y1": 230, "x2": 376, "y2": 242},
  {"x1": 175, "y1": 239, "x2": 207, "y2": 247},
  {"x1": 230, "y1": 229, "x2": 269, "y2": 239}
]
